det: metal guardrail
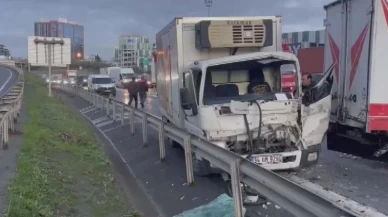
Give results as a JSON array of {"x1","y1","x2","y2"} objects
[
  {"x1": 55, "y1": 84, "x2": 357, "y2": 217},
  {"x1": 0, "y1": 64, "x2": 24, "y2": 149}
]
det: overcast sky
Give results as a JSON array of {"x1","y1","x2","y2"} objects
[{"x1": 0, "y1": 0, "x2": 331, "y2": 59}]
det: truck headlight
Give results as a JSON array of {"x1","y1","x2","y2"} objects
[
  {"x1": 147, "y1": 81, "x2": 151, "y2": 85},
  {"x1": 83, "y1": 79, "x2": 87, "y2": 82}
]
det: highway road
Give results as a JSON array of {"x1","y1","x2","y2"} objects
[
  {"x1": 0, "y1": 66, "x2": 18, "y2": 98},
  {"x1": 70, "y1": 87, "x2": 388, "y2": 217}
]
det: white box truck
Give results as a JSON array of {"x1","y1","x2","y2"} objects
[
  {"x1": 324, "y1": 0, "x2": 388, "y2": 157},
  {"x1": 110, "y1": 67, "x2": 136, "y2": 88},
  {"x1": 156, "y1": 17, "x2": 334, "y2": 175}
]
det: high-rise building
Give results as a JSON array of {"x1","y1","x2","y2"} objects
[
  {"x1": 117, "y1": 35, "x2": 152, "y2": 71},
  {"x1": 0, "y1": 44, "x2": 10, "y2": 57},
  {"x1": 34, "y1": 18, "x2": 84, "y2": 62}
]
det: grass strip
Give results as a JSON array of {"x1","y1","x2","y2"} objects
[{"x1": 3, "y1": 74, "x2": 141, "y2": 217}]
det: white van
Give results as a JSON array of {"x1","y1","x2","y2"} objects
[
  {"x1": 109, "y1": 67, "x2": 136, "y2": 88},
  {"x1": 87, "y1": 75, "x2": 116, "y2": 96}
]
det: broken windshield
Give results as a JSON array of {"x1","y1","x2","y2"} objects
[{"x1": 203, "y1": 59, "x2": 295, "y2": 105}]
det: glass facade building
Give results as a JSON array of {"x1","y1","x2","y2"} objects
[
  {"x1": 34, "y1": 19, "x2": 84, "y2": 62},
  {"x1": 117, "y1": 35, "x2": 152, "y2": 70}
]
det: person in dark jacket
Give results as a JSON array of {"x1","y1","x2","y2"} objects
[
  {"x1": 138, "y1": 76, "x2": 149, "y2": 108},
  {"x1": 127, "y1": 77, "x2": 139, "y2": 108}
]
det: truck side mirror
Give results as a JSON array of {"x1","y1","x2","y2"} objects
[{"x1": 180, "y1": 88, "x2": 198, "y2": 116}]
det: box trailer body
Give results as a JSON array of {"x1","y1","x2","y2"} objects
[
  {"x1": 325, "y1": 0, "x2": 388, "y2": 155},
  {"x1": 156, "y1": 17, "x2": 282, "y2": 125},
  {"x1": 156, "y1": 17, "x2": 334, "y2": 173}
]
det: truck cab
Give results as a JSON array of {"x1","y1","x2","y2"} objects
[
  {"x1": 156, "y1": 17, "x2": 334, "y2": 174},
  {"x1": 178, "y1": 52, "x2": 334, "y2": 173}
]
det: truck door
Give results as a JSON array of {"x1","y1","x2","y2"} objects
[
  {"x1": 301, "y1": 64, "x2": 335, "y2": 147},
  {"x1": 181, "y1": 70, "x2": 203, "y2": 136}
]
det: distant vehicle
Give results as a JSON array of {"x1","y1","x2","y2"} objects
[
  {"x1": 87, "y1": 75, "x2": 116, "y2": 96},
  {"x1": 76, "y1": 75, "x2": 88, "y2": 87},
  {"x1": 62, "y1": 70, "x2": 77, "y2": 85},
  {"x1": 51, "y1": 75, "x2": 62, "y2": 84},
  {"x1": 110, "y1": 68, "x2": 136, "y2": 88}
]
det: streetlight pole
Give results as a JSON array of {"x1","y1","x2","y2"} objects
[
  {"x1": 205, "y1": 0, "x2": 213, "y2": 16},
  {"x1": 34, "y1": 37, "x2": 64, "y2": 97}
]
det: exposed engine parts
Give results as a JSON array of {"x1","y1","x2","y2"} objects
[{"x1": 226, "y1": 126, "x2": 300, "y2": 155}]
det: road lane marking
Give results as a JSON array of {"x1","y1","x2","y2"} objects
[
  {"x1": 0, "y1": 67, "x2": 13, "y2": 94},
  {"x1": 102, "y1": 124, "x2": 129, "y2": 133}
]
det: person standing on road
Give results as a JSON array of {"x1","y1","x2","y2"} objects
[
  {"x1": 138, "y1": 76, "x2": 149, "y2": 108},
  {"x1": 127, "y1": 77, "x2": 139, "y2": 108}
]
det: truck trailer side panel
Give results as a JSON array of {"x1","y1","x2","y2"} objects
[
  {"x1": 343, "y1": 0, "x2": 373, "y2": 129},
  {"x1": 368, "y1": 0, "x2": 388, "y2": 131},
  {"x1": 325, "y1": 0, "x2": 373, "y2": 129},
  {"x1": 156, "y1": 21, "x2": 176, "y2": 122}
]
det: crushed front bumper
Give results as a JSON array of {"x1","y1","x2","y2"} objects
[{"x1": 209, "y1": 144, "x2": 321, "y2": 171}]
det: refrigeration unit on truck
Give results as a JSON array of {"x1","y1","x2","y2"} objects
[
  {"x1": 156, "y1": 16, "x2": 335, "y2": 176},
  {"x1": 324, "y1": 0, "x2": 388, "y2": 157}
]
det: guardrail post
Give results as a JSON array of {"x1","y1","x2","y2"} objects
[
  {"x1": 112, "y1": 101, "x2": 117, "y2": 121},
  {"x1": 130, "y1": 108, "x2": 135, "y2": 135},
  {"x1": 2, "y1": 118, "x2": 9, "y2": 149},
  {"x1": 230, "y1": 159, "x2": 243, "y2": 217},
  {"x1": 121, "y1": 104, "x2": 125, "y2": 126},
  {"x1": 8, "y1": 111, "x2": 14, "y2": 132},
  {"x1": 184, "y1": 135, "x2": 194, "y2": 185},
  {"x1": 106, "y1": 98, "x2": 110, "y2": 116},
  {"x1": 142, "y1": 113, "x2": 148, "y2": 147},
  {"x1": 158, "y1": 122, "x2": 166, "y2": 161},
  {"x1": 92, "y1": 94, "x2": 96, "y2": 106}
]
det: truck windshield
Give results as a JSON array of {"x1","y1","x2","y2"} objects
[
  {"x1": 122, "y1": 73, "x2": 135, "y2": 79},
  {"x1": 92, "y1": 77, "x2": 112, "y2": 84},
  {"x1": 202, "y1": 59, "x2": 295, "y2": 105}
]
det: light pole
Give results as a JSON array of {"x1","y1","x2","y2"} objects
[
  {"x1": 205, "y1": 0, "x2": 213, "y2": 17},
  {"x1": 34, "y1": 38, "x2": 64, "y2": 97}
]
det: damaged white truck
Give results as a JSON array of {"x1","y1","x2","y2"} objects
[{"x1": 155, "y1": 17, "x2": 334, "y2": 176}]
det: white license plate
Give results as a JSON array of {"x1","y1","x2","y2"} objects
[
  {"x1": 104, "y1": 90, "x2": 111, "y2": 92},
  {"x1": 250, "y1": 155, "x2": 283, "y2": 164}
]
